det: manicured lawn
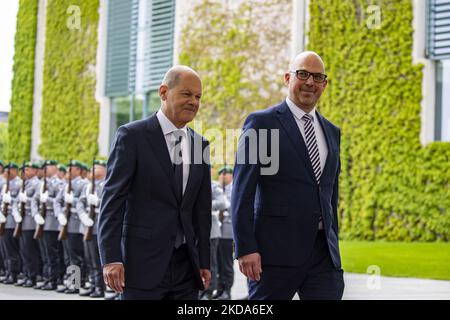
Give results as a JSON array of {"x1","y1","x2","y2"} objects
[{"x1": 340, "y1": 241, "x2": 450, "y2": 280}]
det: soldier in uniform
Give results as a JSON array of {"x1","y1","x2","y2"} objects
[
  {"x1": 57, "y1": 164, "x2": 67, "y2": 180},
  {"x1": 214, "y1": 166, "x2": 234, "y2": 300},
  {"x1": 200, "y1": 178, "x2": 227, "y2": 300},
  {"x1": 32, "y1": 160, "x2": 66, "y2": 290},
  {"x1": 0, "y1": 160, "x2": 5, "y2": 280},
  {"x1": 13, "y1": 162, "x2": 41, "y2": 288},
  {"x1": 0, "y1": 163, "x2": 22, "y2": 284},
  {"x1": 77, "y1": 160, "x2": 107, "y2": 298},
  {"x1": 54, "y1": 160, "x2": 88, "y2": 294}
]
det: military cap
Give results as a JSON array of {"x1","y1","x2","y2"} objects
[
  {"x1": 67, "y1": 160, "x2": 84, "y2": 169},
  {"x1": 6, "y1": 162, "x2": 19, "y2": 170},
  {"x1": 57, "y1": 164, "x2": 67, "y2": 172},
  {"x1": 218, "y1": 166, "x2": 233, "y2": 175},
  {"x1": 44, "y1": 160, "x2": 58, "y2": 166},
  {"x1": 93, "y1": 160, "x2": 107, "y2": 167}
]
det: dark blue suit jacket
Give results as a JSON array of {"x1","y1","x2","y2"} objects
[
  {"x1": 98, "y1": 114, "x2": 212, "y2": 290},
  {"x1": 231, "y1": 101, "x2": 342, "y2": 269}
]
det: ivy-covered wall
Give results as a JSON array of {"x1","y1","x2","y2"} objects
[
  {"x1": 39, "y1": 0, "x2": 100, "y2": 163},
  {"x1": 7, "y1": 0, "x2": 39, "y2": 163},
  {"x1": 308, "y1": 0, "x2": 450, "y2": 241}
]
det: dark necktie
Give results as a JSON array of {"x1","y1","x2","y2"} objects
[{"x1": 173, "y1": 131, "x2": 184, "y2": 248}]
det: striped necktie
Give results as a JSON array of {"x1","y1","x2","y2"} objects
[
  {"x1": 302, "y1": 114, "x2": 322, "y2": 184},
  {"x1": 302, "y1": 114, "x2": 324, "y2": 229}
]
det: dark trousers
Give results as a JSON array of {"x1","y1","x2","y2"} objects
[
  {"x1": 217, "y1": 238, "x2": 234, "y2": 292},
  {"x1": 84, "y1": 235, "x2": 104, "y2": 289},
  {"x1": 66, "y1": 233, "x2": 86, "y2": 281},
  {"x1": 18, "y1": 231, "x2": 40, "y2": 281},
  {"x1": 248, "y1": 230, "x2": 345, "y2": 300},
  {"x1": 43, "y1": 231, "x2": 65, "y2": 284},
  {"x1": 205, "y1": 238, "x2": 219, "y2": 293},
  {"x1": 122, "y1": 244, "x2": 198, "y2": 300},
  {"x1": 38, "y1": 237, "x2": 49, "y2": 280},
  {"x1": 0, "y1": 236, "x2": 6, "y2": 271},
  {"x1": 1, "y1": 229, "x2": 21, "y2": 277}
]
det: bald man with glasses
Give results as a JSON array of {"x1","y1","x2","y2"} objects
[{"x1": 232, "y1": 51, "x2": 344, "y2": 300}]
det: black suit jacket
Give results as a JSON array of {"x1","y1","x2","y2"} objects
[
  {"x1": 98, "y1": 114, "x2": 212, "y2": 290},
  {"x1": 231, "y1": 101, "x2": 342, "y2": 269}
]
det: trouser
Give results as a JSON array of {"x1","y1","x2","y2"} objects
[
  {"x1": 84, "y1": 235, "x2": 104, "y2": 289},
  {"x1": 66, "y1": 233, "x2": 86, "y2": 283},
  {"x1": 248, "y1": 230, "x2": 345, "y2": 300},
  {"x1": 217, "y1": 238, "x2": 234, "y2": 292},
  {"x1": 43, "y1": 231, "x2": 65, "y2": 284},
  {"x1": 206, "y1": 238, "x2": 219, "y2": 293},
  {"x1": 18, "y1": 230, "x2": 40, "y2": 281},
  {"x1": 0, "y1": 235, "x2": 6, "y2": 271},
  {"x1": 37, "y1": 237, "x2": 48, "y2": 279},
  {"x1": 122, "y1": 244, "x2": 197, "y2": 300},
  {"x1": 2, "y1": 229, "x2": 21, "y2": 277}
]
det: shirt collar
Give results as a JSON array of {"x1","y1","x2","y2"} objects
[
  {"x1": 157, "y1": 109, "x2": 188, "y2": 137},
  {"x1": 285, "y1": 97, "x2": 316, "y2": 122}
]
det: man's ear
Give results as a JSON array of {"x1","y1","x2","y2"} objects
[
  {"x1": 322, "y1": 78, "x2": 328, "y2": 90},
  {"x1": 284, "y1": 73, "x2": 290, "y2": 86},
  {"x1": 159, "y1": 84, "x2": 168, "y2": 101}
]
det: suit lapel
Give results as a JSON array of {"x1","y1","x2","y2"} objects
[
  {"x1": 275, "y1": 102, "x2": 316, "y2": 182},
  {"x1": 316, "y1": 111, "x2": 335, "y2": 181},
  {"x1": 145, "y1": 115, "x2": 178, "y2": 201}
]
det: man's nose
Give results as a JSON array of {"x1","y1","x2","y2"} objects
[{"x1": 305, "y1": 75, "x2": 315, "y2": 85}]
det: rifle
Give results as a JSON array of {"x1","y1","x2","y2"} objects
[
  {"x1": 219, "y1": 180, "x2": 226, "y2": 223},
  {"x1": 34, "y1": 164, "x2": 47, "y2": 239},
  {"x1": 83, "y1": 159, "x2": 96, "y2": 241},
  {"x1": 13, "y1": 164, "x2": 26, "y2": 238},
  {"x1": 57, "y1": 161, "x2": 72, "y2": 241},
  {"x1": 0, "y1": 169, "x2": 11, "y2": 235}
]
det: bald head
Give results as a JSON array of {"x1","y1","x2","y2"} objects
[
  {"x1": 289, "y1": 51, "x2": 325, "y2": 74},
  {"x1": 159, "y1": 65, "x2": 202, "y2": 128},
  {"x1": 162, "y1": 65, "x2": 201, "y2": 89}
]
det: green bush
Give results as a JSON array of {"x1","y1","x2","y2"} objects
[
  {"x1": 7, "y1": 0, "x2": 38, "y2": 162},
  {"x1": 39, "y1": 0, "x2": 100, "y2": 163},
  {"x1": 308, "y1": 0, "x2": 450, "y2": 241},
  {"x1": 0, "y1": 122, "x2": 8, "y2": 161}
]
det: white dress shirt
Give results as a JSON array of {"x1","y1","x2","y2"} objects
[
  {"x1": 156, "y1": 109, "x2": 190, "y2": 194},
  {"x1": 286, "y1": 98, "x2": 328, "y2": 173}
]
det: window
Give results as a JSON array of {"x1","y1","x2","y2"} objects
[
  {"x1": 105, "y1": 0, "x2": 176, "y2": 145},
  {"x1": 435, "y1": 60, "x2": 450, "y2": 141}
]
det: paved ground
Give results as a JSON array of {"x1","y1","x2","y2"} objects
[{"x1": 1, "y1": 261, "x2": 449, "y2": 300}]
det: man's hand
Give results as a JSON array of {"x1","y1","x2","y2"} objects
[
  {"x1": 2, "y1": 192, "x2": 11, "y2": 204},
  {"x1": 199, "y1": 269, "x2": 211, "y2": 291},
  {"x1": 87, "y1": 194, "x2": 100, "y2": 207},
  {"x1": 19, "y1": 192, "x2": 27, "y2": 203},
  {"x1": 238, "y1": 253, "x2": 262, "y2": 281},
  {"x1": 34, "y1": 214, "x2": 45, "y2": 225},
  {"x1": 64, "y1": 192, "x2": 74, "y2": 204},
  {"x1": 57, "y1": 213, "x2": 67, "y2": 226},
  {"x1": 103, "y1": 263, "x2": 125, "y2": 293},
  {"x1": 39, "y1": 191, "x2": 48, "y2": 204}
]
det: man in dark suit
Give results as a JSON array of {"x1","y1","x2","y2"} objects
[
  {"x1": 98, "y1": 65, "x2": 212, "y2": 300},
  {"x1": 231, "y1": 51, "x2": 344, "y2": 300}
]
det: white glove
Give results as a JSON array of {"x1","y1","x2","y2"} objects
[
  {"x1": 34, "y1": 214, "x2": 45, "y2": 225},
  {"x1": 64, "y1": 192, "x2": 74, "y2": 204},
  {"x1": 79, "y1": 213, "x2": 94, "y2": 227},
  {"x1": 19, "y1": 191, "x2": 28, "y2": 203},
  {"x1": 0, "y1": 213, "x2": 6, "y2": 224},
  {"x1": 57, "y1": 213, "x2": 67, "y2": 226},
  {"x1": 40, "y1": 191, "x2": 48, "y2": 204},
  {"x1": 87, "y1": 194, "x2": 99, "y2": 207},
  {"x1": 2, "y1": 192, "x2": 11, "y2": 204},
  {"x1": 12, "y1": 211, "x2": 22, "y2": 223}
]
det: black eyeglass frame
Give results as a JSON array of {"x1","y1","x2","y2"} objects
[{"x1": 289, "y1": 69, "x2": 328, "y2": 83}]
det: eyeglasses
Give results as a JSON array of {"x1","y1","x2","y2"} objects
[{"x1": 289, "y1": 70, "x2": 327, "y2": 83}]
